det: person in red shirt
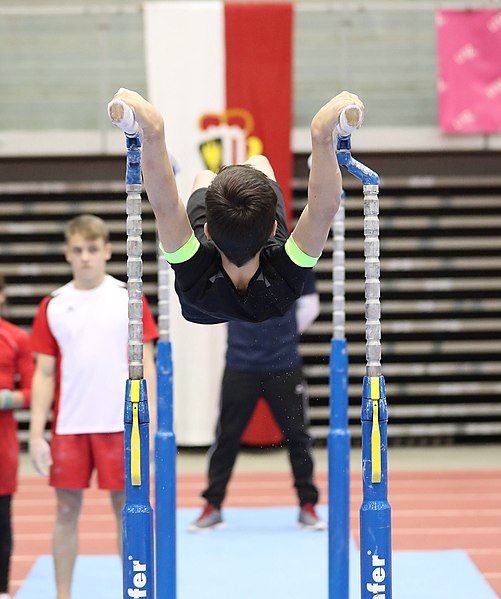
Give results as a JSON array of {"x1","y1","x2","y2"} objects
[
  {"x1": 0, "y1": 274, "x2": 35, "y2": 599},
  {"x1": 29, "y1": 215, "x2": 158, "y2": 599}
]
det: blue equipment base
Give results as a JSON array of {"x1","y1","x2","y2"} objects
[{"x1": 15, "y1": 506, "x2": 498, "y2": 599}]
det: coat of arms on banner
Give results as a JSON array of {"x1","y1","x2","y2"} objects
[{"x1": 198, "y1": 109, "x2": 264, "y2": 173}]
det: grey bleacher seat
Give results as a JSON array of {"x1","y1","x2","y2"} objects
[{"x1": 2, "y1": 153, "x2": 501, "y2": 446}]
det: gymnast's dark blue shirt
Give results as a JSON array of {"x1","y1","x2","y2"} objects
[{"x1": 225, "y1": 270, "x2": 316, "y2": 372}]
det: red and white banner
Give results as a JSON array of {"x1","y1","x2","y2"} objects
[
  {"x1": 143, "y1": 2, "x2": 293, "y2": 444},
  {"x1": 225, "y1": 3, "x2": 293, "y2": 215},
  {"x1": 437, "y1": 9, "x2": 501, "y2": 134}
]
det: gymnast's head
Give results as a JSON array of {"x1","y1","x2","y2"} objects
[{"x1": 204, "y1": 164, "x2": 278, "y2": 267}]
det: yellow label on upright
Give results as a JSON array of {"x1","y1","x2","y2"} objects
[
  {"x1": 130, "y1": 380, "x2": 141, "y2": 486},
  {"x1": 370, "y1": 376, "x2": 380, "y2": 400},
  {"x1": 371, "y1": 389, "x2": 382, "y2": 483},
  {"x1": 131, "y1": 379, "x2": 141, "y2": 403}
]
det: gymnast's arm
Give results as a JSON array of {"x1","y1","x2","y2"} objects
[
  {"x1": 296, "y1": 292, "x2": 320, "y2": 334},
  {"x1": 111, "y1": 88, "x2": 193, "y2": 254},
  {"x1": 29, "y1": 353, "x2": 55, "y2": 476},
  {"x1": 291, "y1": 91, "x2": 364, "y2": 260}
]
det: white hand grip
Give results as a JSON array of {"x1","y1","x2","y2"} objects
[
  {"x1": 336, "y1": 104, "x2": 364, "y2": 138},
  {"x1": 107, "y1": 99, "x2": 140, "y2": 137}
]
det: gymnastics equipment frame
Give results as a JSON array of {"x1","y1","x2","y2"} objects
[
  {"x1": 329, "y1": 107, "x2": 393, "y2": 599},
  {"x1": 109, "y1": 99, "x2": 177, "y2": 599}
]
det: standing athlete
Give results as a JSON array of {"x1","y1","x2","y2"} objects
[{"x1": 29, "y1": 215, "x2": 158, "y2": 599}]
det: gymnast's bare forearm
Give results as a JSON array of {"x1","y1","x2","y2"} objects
[
  {"x1": 110, "y1": 87, "x2": 193, "y2": 252},
  {"x1": 140, "y1": 132, "x2": 193, "y2": 253},
  {"x1": 292, "y1": 91, "x2": 363, "y2": 258},
  {"x1": 290, "y1": 118, "x2": 343, "y2": 258}
]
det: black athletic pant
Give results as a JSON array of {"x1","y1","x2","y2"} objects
[
  {"x1": 0, "y1": 495, "x2": 12, "y2": 594},
  {"x1": 203, "y1": 366, "x2": 319, "y2": 508}
]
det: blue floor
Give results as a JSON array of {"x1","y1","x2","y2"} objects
[{"x1": 15, "y1": 506, "x2": 499, "y2": 599}]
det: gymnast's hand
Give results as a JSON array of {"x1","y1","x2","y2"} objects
[
  {"x1": 29, "y1": 436, "x2": 53, "y2": 477},
  {"x1": 310, "y1": 91, "x2": 364, "y2": 145},
  {"x1": 111, "y1": 88, "x2": 165, "y2": 142}
]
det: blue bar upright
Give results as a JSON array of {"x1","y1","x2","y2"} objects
[
  {"x1": 336, "y1": 136, "x2": 380, "y2": 186},
  {"x1": 155, "y1": 340, "x2": 177, "y2": 599},
  {"x1": 123, "y1": 378, "x2": 155, "y2": 599},
  {"x1": 360, "y1": 375, "x2": 392, "y2": 599},
  {"x1": 328, "y1": 338, "x2": 350, "y2": 599},
  {"x1": 126, "y1": 135, "x2": 142, "y2": 185}
]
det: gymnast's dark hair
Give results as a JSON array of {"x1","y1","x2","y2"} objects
[{"x1": 205, "y1": 164, "x2": 277, "y2": 267}]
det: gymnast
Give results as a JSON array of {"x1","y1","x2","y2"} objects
[{"x1": 109, "y1": 89, "x2": 364, "y2": 325}]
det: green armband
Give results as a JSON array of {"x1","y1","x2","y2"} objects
[
  {"x1": 159, "y1": 232, "x2": 200, "y2": 264},
  {"x1": 285, "y1": 236, "x2": 320, "y2": 267},
  {"x1": 0, "y1": 389, "x2": 13, "y2": 410}
]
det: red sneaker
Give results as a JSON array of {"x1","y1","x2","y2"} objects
[
  {"x1": 298, "y1": 503, "x2": 327, "y2": 530},
  {"x1": 188, "y1": 503, "x2": 224, "y2": 532}
]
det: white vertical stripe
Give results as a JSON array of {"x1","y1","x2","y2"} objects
[
  {"x1": 144, "y1": 1, "x2": 227, "y2": 446},
  {"x1": 144, "y1": 1, "x2": 225, "y2": 200}
]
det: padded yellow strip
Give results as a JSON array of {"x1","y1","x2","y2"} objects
[
  {"x1": 371, "y1": 400, "x2": 381, "y2": 483},
  {"x1": 130, "y1": 380, "x2": 141, "y2": 486},
  {"x1": 159, "y1": 232, "x2": 200, "y2": 264},
  {"x1": 285, "y1": 235, "x2": 320, "y2": 268},
  {"x1": 370, "y1": 377, "x2": 382, "y2": 483}
]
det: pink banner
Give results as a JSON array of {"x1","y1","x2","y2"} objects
[{"x1": 437, "y1": 9, "x2": 501, "y2": 133}]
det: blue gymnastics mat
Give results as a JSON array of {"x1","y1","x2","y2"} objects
[{"x1": 15, "y1": 506, "x2": 499, "y2": 599}]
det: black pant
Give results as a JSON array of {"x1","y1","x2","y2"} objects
[
  {"x1": 202, "y1": 366, "x2": 319, "y2": 508},
  {"x1": 0, "y1": 495, "x2": 12, "y2": 594}
]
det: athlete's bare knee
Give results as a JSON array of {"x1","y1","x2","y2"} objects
[{"x1": 55, "y1": 490, "x2": 82, "y2": 524}]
